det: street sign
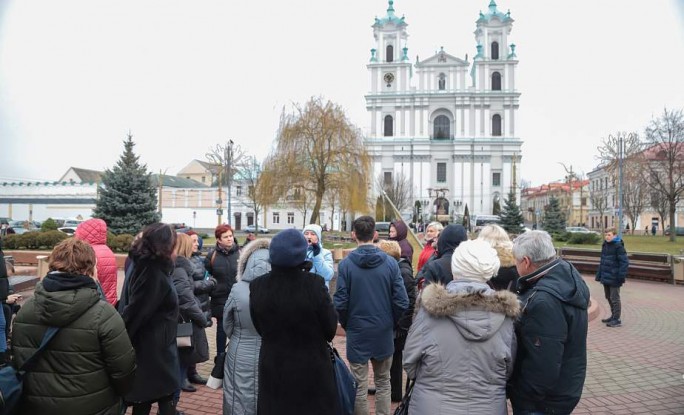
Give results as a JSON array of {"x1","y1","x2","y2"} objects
[{"x1": 216, "y1": 208, "x2": 223, "y2": 216}]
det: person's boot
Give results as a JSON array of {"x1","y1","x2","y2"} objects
[
  {"x1": 180, "y1": 379, "x2": 197, "y2": 392},
  {"x1": 188, "y1": 372, "x2": 207, "y2": 385},
  {"x1": 606, "y1": 319, "x2": 622, "y2": 327},
  {"x1": 601, "y1": 317, "x2": 613, "y2": 323}
]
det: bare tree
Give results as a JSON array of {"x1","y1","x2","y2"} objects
[
  {"x1": 205, "y1": 141, "x2": 249, "y2": 186},
  {"x1": 262, "y1": 97, "x2": 371, "y2": 224},
  {"x1": 375, "y1": 172, "x2": 412, "y2": 215},
  {"x1": 235, "y1": 156, "x2": 270, "y2": 232},
  {"x1": 640, "y1": 108, "x2": 684, "y2": 241},
  {"x1": 590, "y1": 186, "x2": 608, "y2": 232}
]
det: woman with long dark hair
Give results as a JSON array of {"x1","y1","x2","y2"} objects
[
  {"x1": 121, "y1": 223, "x2": 180, "y2": 415},
  {"x1": 205, "y1": 224, "x2": 239, "y2": 354}
]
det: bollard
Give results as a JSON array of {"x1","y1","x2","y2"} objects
[
  {"x1": 333, "y1": 244, "x2": 343, "y2": 262},
  {"x1": 36, "y1": 255, "x2": 49, "y2": 279}
]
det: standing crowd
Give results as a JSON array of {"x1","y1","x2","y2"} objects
[{"x1": 1, "y1": 214, "x2": 596, "y2": 415}]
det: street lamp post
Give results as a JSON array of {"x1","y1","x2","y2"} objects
[
  {"x1": 617, "y1": 135, "x2": 625, "y2": 237},
  {"x1": 225, "y1": 139, "x2": 234, "y2": 226}
]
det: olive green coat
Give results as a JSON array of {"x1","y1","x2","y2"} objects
[{"x1": 12, "y1": 280, "x2": 136, "y2": 415}]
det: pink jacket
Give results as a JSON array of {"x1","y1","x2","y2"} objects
[{"x1": 75, "y1": 219, "x2": 118, "y2": 305}]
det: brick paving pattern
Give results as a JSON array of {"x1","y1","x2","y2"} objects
[{"x1": 14, "y1": 272, "x2": 684, "y2": 414}]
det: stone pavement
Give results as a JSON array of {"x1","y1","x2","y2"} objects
[{"x1": 14, "y1": 273, "x2": 684, "y2": 414}]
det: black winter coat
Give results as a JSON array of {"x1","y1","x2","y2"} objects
[
  {"x1": 596, "y1": 238, "x2": 629, "y2": 287},
  {"x1": 172, "y1": 256, "x2": 209, "y2": 366},
  {"x1": 417, "y1": 224, "x2": 468, "y2": 286},
  {"x1": 509, "y1": 259, "x2": 589, "y2": 414},
  {"x1": 121, "y1": 258, "x2": 180, "y2": 403},
  {"x1": 205, "y1": 244, "x2": 240, "y2": 318},
  {"x1": 249, "y1": 265, "x2": 339, "y2": 415},
  {"x1": 396, "y1": 258, "x2": 416, "y2": 334}
]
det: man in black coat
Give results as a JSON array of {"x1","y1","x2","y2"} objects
[
  {"x1": 508, "y1": 230, "x2": 589, "y2": 415},
  {"x1": 595, "y1": 227, "x2": 629, "y2": 327}
]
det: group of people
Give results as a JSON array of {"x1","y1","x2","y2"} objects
[{"x1": 1, "y1": 212, "x2": 627, "y2": 415}]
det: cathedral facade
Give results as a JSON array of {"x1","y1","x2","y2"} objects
[{"x1": 365, "y1": 0, "x2": 522, "y2": 221}]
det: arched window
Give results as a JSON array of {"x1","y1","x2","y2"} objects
[
  {"x1": 492, "y1": 114, "x2": 502, "y2": 136},
  {"x1": 491, "y1": 71, "x2": 501, "y2": 91},
  {"x1": 386, "y1": 45, "x2": 394, "y2": 62},
  {"x1": 491, "y1": 41, "x2": 499, "y2": 60},
  {"x1": 384, "y1": 115, "x2": 393, "y2": 137},
  {"x1": 438, "y1": 73, "x2": 446, "y2": 90},
  {"x1": 434, "y1": 115, "x2": 450, "y2": 139}
]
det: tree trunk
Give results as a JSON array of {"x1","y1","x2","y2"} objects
[
  {"x1": 669, "y1": 205, "x2": 677, "y2": 242},
  {"x1": 309, "y1": 186, "x2": 324, "y2": 225}
]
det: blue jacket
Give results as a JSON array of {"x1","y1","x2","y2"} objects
[
  {"x1": 595, "y1": 237, "x2": 629, "y2": 287},
  {"x1": 508, "y1": 259, "x2": 589, "y2": 414},
  {"x1": 303, "y1": 224, "x2": 334, "y2": 288},
  {"x1": 334, "y1": 245, "x2": 408, "y2": 363}
]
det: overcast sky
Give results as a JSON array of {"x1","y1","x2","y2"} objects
[{"x1": 1, "y1": 0, "x2": 683, "y2": 186}]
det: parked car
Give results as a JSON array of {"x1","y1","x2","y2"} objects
[
  {"x1": 565, "y1": 226, "x2": 599, "y2": 234},
  {"x1": 473, "y1": 215, "x2": 502, "y2": 233},
  {"x1": 664, "y1": 227, "x2": 684, "y2": 236},
  {"x1": 10, "y1": 220, "x2": 41, "y2": 230},
  {"x1": 9, "y1": 227, "x2": 33, "y2": 235},
  {"x1": 244, "y1": 224, "x2": 269, "y2": 234},
  {"x1": 58, "y1": 227, "x2": 77, "y2": 235},
  {"x1": 375, "y1": 221, "x2": 391, "y2": 238}
]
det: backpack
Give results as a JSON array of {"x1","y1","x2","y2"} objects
[{"x1": 0, "y1": 327, "x2": 60, "y2": 415}]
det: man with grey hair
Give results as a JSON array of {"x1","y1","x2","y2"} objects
[{"x1": 508, "y1": 231, "x2": 589, "y2": 415}]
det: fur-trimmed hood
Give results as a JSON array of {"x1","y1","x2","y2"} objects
[
  {"x1": 237, "y1": 238, "x2": 271, "y2": 282},
  {"x1": 494, "y1": 241, "x2": 516, "y2": 268},
  {"x1": 420, "y1": 280, "x2": 520, "y2": 341}
]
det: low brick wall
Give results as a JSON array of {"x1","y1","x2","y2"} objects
[{"x1": 6, "y1": 250, "x2": 128, "y2": 268}]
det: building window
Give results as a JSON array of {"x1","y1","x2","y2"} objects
[
  {"x1": 434, "y1": 115, "x2": 450, "y2": 139},
  {"x1": 384, "y1": 115, "x2": 393, "y2": 137},
  {"x1": 383, "y1": 171, "x2": 392, "y2": 185},
  {"x1": 287, "y1": 212, "x2": 295, "y2": 224},
  {"x1": 201, "y1": 176, "x2": 206, "y2": 183},
  {"x1": 386, "y1": 44, "x2": 394, "y2": 62},
  {"x1": 491, "y1": 71, "x2": 501, "y2": 91},
  {"x1": 438, "y1": 73, "x2": 446, "y2": 90},
  {"x1": 492, "y1": 114, "x2": 502, "y2": 136},
  {"x1": 491, "y1": 41, "x2": 499, "y2": 60},
  {"x1": 437, "y1": 163, "x2": 447, "y2": 182},
  {"x1": 236, "y1": 186, "x2": 242, "y2": 196},
  {"x1": 272, "y1": 212, "x2": 280, "y2": 224},
  {"x1": 492, "y1": 172, "x2": 501, "y2": 186}
]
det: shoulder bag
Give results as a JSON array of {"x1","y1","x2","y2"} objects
[
  {"x1": 392, "y1": 379, "x2": 415, "y2": 415},
  {"x1": 329, "y1": 343, "x2": 356, "y2": 415}
]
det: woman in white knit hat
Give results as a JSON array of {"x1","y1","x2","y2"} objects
[{"x1": 403, "y1": 239, "x2": 520, "y2": 415}]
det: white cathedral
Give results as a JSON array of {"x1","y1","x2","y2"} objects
[{"x1": 365, "y1": 0, "x2": 522, "y2": 221}]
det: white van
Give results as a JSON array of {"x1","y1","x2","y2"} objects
[{"x1": 473, "y1": 215, "x2": 502, "y2": 232}]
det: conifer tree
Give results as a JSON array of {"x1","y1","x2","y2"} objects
[
  {"x1": 499, "y1": 189, "x2": 525, "y2": 234},
  {"x1": 542, "y1": 196, "x2": 566, "y2": 235},
  {"x1": 93, "y1": 134, "x2": 160, "y2": 234}
]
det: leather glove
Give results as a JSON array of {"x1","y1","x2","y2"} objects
[{"x1": 309, "y1": 243, "x2": 321, "y2": 257}]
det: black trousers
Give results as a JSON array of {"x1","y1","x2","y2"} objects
[
  {"x1": 603, "y1": 284, "x2": 621, "y2": 320},
  {"x1": 390, "y1": 333, "x2": 407, "y2": 402}
]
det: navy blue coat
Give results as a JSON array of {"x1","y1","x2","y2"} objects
[
  {"x1": 596, "y1": 238, "x2": 629, "y2": 287},
  {"x1": 334, "y1": 245, "x2": 408, "y2": 363}
]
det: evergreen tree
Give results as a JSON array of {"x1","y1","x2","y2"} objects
[
  {"x1": 93, "y1": 134, "x2": 160, "y2": 234},
  {"x1": 542, "y1": 196, "x2": 566, "y2": 235},
  {"x1": 499, "y1": 189, "x2": 524, "y2": 234}
]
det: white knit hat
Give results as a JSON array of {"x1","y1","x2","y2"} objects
[{"x1": 450, "y1": 239, "x2": 501, "y2": 282}]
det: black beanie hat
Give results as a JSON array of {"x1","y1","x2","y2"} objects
[{"x1": 269, "y1": 229, "x2": 309, "y2": 268}]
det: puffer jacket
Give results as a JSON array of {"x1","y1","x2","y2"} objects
[
  {"x1": 488, "y1": 241, "x2": 520, "y2": 292},
  {"x1": 75, "y1": 218, "x2": 118, "y2": 305},
  {"x1": 189, "y1": 252, "x2": 215, "y2": 322},
  {"x1": 172, "y1": 256, "x2": 209, "y2": 366},
  {"x1": 12, "y1": 272, "x2": 136, "y2": 415},
  {"x1": 595, "y1": 237, "x2": 629, "y2": 287},
  {"x1": 223, "y1": 239, "x2": 271, "y2": 415},
  {"x1": 403, "y1": 280, "x2": 519, "y2": 415}
]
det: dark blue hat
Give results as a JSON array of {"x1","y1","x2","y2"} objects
[{"x1": 269, "y1": 229, "x2": 309, "y2": 268}]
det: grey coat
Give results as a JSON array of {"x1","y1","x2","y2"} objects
[
  {"x1": 403, "y1": 280, "x2": 520, "y2": 415},
  {"x1": 223, "y1": 239, "x2": 271, "y2": 415}
]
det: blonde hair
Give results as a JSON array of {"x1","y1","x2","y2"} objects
[
  {"x1": 174, "y1": 233, "x2": 194, "y2": 258},
  {"x1": 426, "y1": 221, "x2": 444, "y2": 234},
  {"x1": 477, "y1": 224, "x2": 511, "y2": 246},
  {"x1": 377, "y1": 239, "x2": 401, "y2": 260}
]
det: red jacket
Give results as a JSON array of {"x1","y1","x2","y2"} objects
[
  {"x1": 75, "y1": 219, "x2": 118, "y2": 305},
  {"x1": 417, "y1": 240, "x2": 436, "y2": 272}
]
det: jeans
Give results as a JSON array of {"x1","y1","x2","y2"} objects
[
  {"x1": 603, "y1": 285, "x2": 621, "y2": 320},
  {"x1": 349, "y1": 357, "x2": 393, "y2": 415}
]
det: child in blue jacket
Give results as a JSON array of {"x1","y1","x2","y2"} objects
[{"x1": 596, "y1": 227, "x2": 629, "y2": 327}]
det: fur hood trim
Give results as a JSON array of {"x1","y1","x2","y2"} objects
[
  {"x1": 237, "y1": 239, "x2": 270, "y2": 281},
  {"x1": 420, "y1": 282, "x2": 520, "y2": 318},
  {"x1": 494, "y1": 242, "x2": 516, "y2": 268}
]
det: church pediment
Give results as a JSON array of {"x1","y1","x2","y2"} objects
[{"x1": 417, "y1": 48, "x2": 468, "y2": 67}]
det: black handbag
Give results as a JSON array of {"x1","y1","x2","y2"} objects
[
  {"x1": 176, "y1": 322, "x2": 193, "y2": 348},
  {"x1": 330, "y1": 343, "x2": 356, "y2": 415},
  {"x1": 392, "y1": 379, "x2": 415, "y2": 415}
]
